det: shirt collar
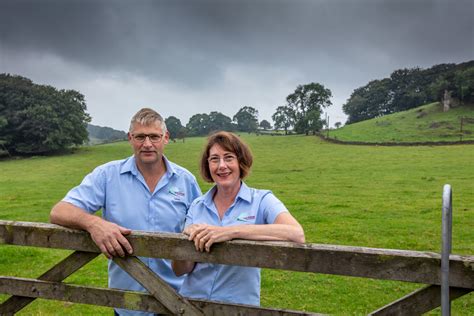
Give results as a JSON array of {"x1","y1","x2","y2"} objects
[
  {"x1": 162, "y1": 155, "x2": 177, "y2": 176},
  {"x1": 120, "y1": 155, "x2": 176, "y2": 177},
  {"x1": 203, "y1": 181, "x2": 251, "y2": 209},
  {"x1": 120, "y1": 156, "x2": 137, "y2": 175},
  {"x1": 237, "y1": 181, "x2": 252, "y2": 203}
]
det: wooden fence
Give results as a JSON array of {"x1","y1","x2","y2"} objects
[{"x1": 0, "y1": 220, "x2": 473, "y2": 315}]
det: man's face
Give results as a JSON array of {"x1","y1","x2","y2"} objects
[{"x1": 128, "y1": 122, "x2": 169, "y2": 166}]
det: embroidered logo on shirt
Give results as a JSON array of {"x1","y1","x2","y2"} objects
[
  {"x1": 169, "y1": 186, "x2": 185, "y2": 198},
  {"x1": 236, "y1": 212, "x2": 256, "y2": 222}
]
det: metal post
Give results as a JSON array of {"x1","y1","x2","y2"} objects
[
  {"x1": 441, "y1": 184, "x2": 452, "y2": 316},
  {"x1": 326, "y1": 115, "x2": 330, "y2": 138}
]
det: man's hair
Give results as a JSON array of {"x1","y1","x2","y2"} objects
[
  {"x1": 129, "y1": 108, "x2": 167, "y2": 133},
  {"x1": 200, "y1": 131, "x2": 253, "y2": 183}
]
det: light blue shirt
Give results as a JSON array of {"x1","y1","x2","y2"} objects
[
  {"x1": 179, "y1": 182, "x2": 287, "y2": 306},
  {"x1": 63, "y1": 155, "x2": 201, "y2": 316}
]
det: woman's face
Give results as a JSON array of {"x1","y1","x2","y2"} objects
[{"x1": 208, "y1": 144, "x2": 241, "y2": 190}]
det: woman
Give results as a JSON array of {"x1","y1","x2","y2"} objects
[{"x1": 172, "y1": 131, "x2": 305, "y2": 306}]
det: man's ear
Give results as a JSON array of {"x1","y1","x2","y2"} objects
[{"x1": 163, "y1": 131, "x2": 170, "y2": 144}]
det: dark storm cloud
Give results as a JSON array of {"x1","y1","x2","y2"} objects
[
  {"x1": 0, "y1": 1, "x2": 221, "y2": 86},
  {"x1": 2, "y1": 0, "x2": 472, "y2": 88},
  {"x1": 0, "y1": 0, "x2": 472, "y2": 129}
]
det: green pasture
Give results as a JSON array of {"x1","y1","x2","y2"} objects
[
  {"x1": 0, "y1": 135, "x2": 473, "y2": 314},
  {"x1": 330, "y1": 102, "x2": 474, "y2": 143}
]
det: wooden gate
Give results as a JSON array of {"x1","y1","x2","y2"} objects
[{"x1": 0, "y1": 219, "x2": 473, "y2": 315}]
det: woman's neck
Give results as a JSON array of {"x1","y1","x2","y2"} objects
[{"x1": 213, "y1": 181, "x2": 241, "y2": 218}]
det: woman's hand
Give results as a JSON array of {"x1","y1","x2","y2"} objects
[
  {"x1": 184, "y1": 224, "x2": 234, "y2": 252},
  {"x1": 183, "y1": 212, "x2": 305, "y2": 253}
]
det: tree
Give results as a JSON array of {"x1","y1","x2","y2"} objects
[
  {"x1": 428, "y1": 61, "x2": 474, "y2": 107},
  {"x1": 185, "y1": 111, "x2": 234, "y2": 136},
  {"x1": 259, "y1": 119, "x2": 272, "y2": 130},
  {"x1": 208, "y1": 111, "x2": 233, "y2": 132},
  {"x1": 186, "y1": 113, "x2": 210, "y2": 136},
  {"x1": 272, "y1": 105, "x2": 294, "y2": 135},
  {"x1": 343, "y1": 79, "x2": 392, "y2": 124},
  {"x1": 453, "y1": 67, "x2": 474, "y2": 103},
  {"x1": 429, "y1": 77, "x2": 452, "y2": 104},
  {"x1": 233, "y1": 106, "x2": 259, "y2": 133},
  {"x1": 177, "y1": 126, "x2": 188, "y2": 140},
  {"x1": 286, "y1": 83, "x2": 332, "y2": 134},
  {"x1": 165, "y1": 116, "x2": 183, "y2": 140},
  {"x1": 389, "y1": 67, "x2": 432, "y2": 112},
  {"x1": 334, "y1": 122, "x2": 342, "y2": 129},
  {"x1": 306, "y1": 109, "x2": 323, "y2": 135},
  {"x1": 0, "y1": 74, "x2": 91, "y2": 155}
]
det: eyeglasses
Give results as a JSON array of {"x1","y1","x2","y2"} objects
[
  {"x1": 132, "y1": 133, "x2": 163, "y2": 143},
  {"x1": 208, "y1": 154, "x2": 237, "y2": 165}
]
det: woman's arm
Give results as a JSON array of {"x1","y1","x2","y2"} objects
[{"x1": 186, "y1": 212, "x2": 305, "y2": 252}]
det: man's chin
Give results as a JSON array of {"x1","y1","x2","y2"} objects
[
  {"x1": 137, "y1": 153, "x2": 159, "y2": 163},
  {"x1": 140, "y1": 152, "x2": 156, "y2": 157}
]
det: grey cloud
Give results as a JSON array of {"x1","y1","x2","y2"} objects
[{"x1": 0, "y1": 0, "x2": 472, "y2": 128}]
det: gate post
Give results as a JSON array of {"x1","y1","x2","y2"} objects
[{"x1": 441, "y1": 184, "x2": 452, "y2": 316}]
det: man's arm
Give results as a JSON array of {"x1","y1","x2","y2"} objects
[
  {"x1": 172, "y1": 259, "x2": 196, "y2": 276},
  {"x1": 50, "y1": 201, "x2": 133, "y2": 259}
]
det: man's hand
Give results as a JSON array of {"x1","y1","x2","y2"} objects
[
  {"x1": 184, "y1": 224, "x2": 234, "y2": 253},
  {"x1": 88, "y1": 219, "x2": 133, "y2": 259},
  {"x1": 50, "y1": 201, "x2": 133, "y2": 259}
]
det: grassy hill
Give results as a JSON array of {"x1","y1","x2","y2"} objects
[
  {"x1": 0, "y1": 136, "x2": 473, "y2": 314},
  {"x1": 330, "y1": 102, "x2": 474, "y2": 143},
  {"x1": 87, "y1": 124, "x2": 127, "y2": 145}
]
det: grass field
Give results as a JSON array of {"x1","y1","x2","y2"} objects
[
  {"x1": 0, "y1": 135, "x2": 473, "y2": 315},
  {"x1": 329, "y1": 102, "x2": 474, "y2": 143}
]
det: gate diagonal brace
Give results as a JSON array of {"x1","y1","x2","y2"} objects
[
  {"x1": 114, "y1": 256, "x2": 204, "y2": 316},
  {"x1": 0, "y1": 251, "x2": 98, "y2": 315}
]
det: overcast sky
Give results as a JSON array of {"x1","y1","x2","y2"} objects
[{"x1": 1, "y1": 0, "x2": 473, "y2": 131}]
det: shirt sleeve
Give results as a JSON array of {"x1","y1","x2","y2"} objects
[
  {"x1": 189, "y1": 177, "x2": 202, "y2": 203},
  {"x1": 260, "y1": 191, "x2": 289, "y2": 224},
  {"x1": 182, "y1": 176, "x2": 201, "y2": 231},
  {"x1": 62, "y1": 166, "x2": 106, "y2": 214},
  {"x1": 184, "y1": 200, "x2": 199, "y2": 229}
]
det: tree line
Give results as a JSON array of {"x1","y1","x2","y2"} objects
[
  {"x1": 87, "y1": 124, "x2": 127, "y2": 144},
  {"x1": 167, "y1": 106, "x2": 272, "y2": 139},
  {"x1": 3, "y1": 59, "x2": 471, "y2": 154},
  {"x1": 342, "y1": 60, "x2": 474, "y2": 124},
  {"x1": 0, "y1": 73, "x2": 332, "y2": 155},
  {"x1": 169, "y1": 106, "x2": 260, "y2": 138},
  {"x1": 166, "y1": 83, "x2": 333, "y2": 139}
]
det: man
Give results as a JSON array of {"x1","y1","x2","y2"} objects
[{"x1": 50, "y1": 108, "x2": 201, "y2": 316}]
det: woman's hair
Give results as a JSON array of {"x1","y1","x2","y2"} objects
[
  {"x1": 129, "y1": 108, "x2": 167, "y2": 133},
  {"x1": 200, "y1": 131, "x2": 253, "y2": 183}
]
